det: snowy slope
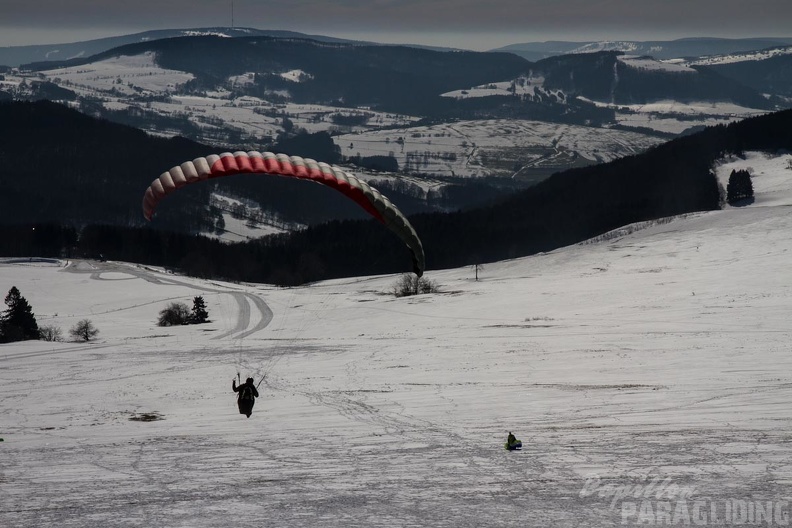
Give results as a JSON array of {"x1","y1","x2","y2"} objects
[
  {"x1": 10, "y1": 52, "x2": 417, "y2": 146},
  {"x1": 201, "y1": 194, "x2": 297, "y2": 242},
  {"x1": 1, "y1": 153, "x2": 792, "y2": 526},
  {"x1": 579, "y1": 96, "x2": 767, "y2": 135},
  {"x1": 41, "y1": 52, "x2": 194, "y2": 95},
  {"x1": 617, "y1": 55, "x2": 696, "y2": 73},
  {"x1": 690, "y1": 45, "x2": 792, "y2": 66}
]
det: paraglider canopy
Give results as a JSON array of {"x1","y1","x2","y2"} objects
[{"x1": 142, "y1": 151, "x2": 425, "y2": 276}]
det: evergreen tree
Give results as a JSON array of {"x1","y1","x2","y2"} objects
[
  {"x1": 1, "y1": 286, "x2": 40, "y2": 342},
  {"x1": 726, "y1": 169, "x2": 754, "y2": 204},
  {"x1": 190, "y1": 296, "x2": 209, "y2": 324}
]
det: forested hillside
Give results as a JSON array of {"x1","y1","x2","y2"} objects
[
  {"x1": 0, "y1": 101, "x2": 450, "y2": 234},
  {"x1": 707, "y1": 54, "x2": 792, "y2": 97},
  {"x1": 535, "y1": 51, "x2": 773, "y2": 109},
  {"x1": 15, "y1": 109, "x2": 792, "y2": 283},
  {"x1": 179, "y1": 108, "x2": 791, "y2": 283},
  {"x1": 0, "y1": 101, "x2": 211, "y2": 230},
  {"x1": 3, "y1": 100, "x2": 791, "y2": 284}
]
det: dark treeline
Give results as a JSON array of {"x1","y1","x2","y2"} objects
[
  {"x1": 0, "y1": 101, "x2": 448, "y2": 234},
  {"x1": 2, "y1": 108, "x2": 787, "y2": 285},
  {"x1": 3, "y1": 101, "x2": 792, "y2": 285},
  {"x1": 0, "y1": 224, "x2": 78, "y2": 258},
  {"x1": 0, "y1": 100, "x2": 212, "y2": 231},
  {"x1": 0, "y1": 221, "x2": 415, "y2": 286}
]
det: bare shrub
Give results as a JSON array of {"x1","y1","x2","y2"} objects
[
  {"x1": 157, "y1": 302, "x2": 191, "y2": 326},
  {"x1": 392, "y1": 274, "x2": 439, "y2": 297},
  {"x1": 39, "y1": 324, "x2": 63, "y2": 342},
  {"x1": 70, "y1": 319, "x2": 99, "y2": 342}
]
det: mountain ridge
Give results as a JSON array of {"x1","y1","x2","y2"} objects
[
  {"x1": 10, "y1": 36, "x2": 777, "y2": 133},
  {"x1": 493, "y1": 37, "x2": 792, "y2": 61},
  {"x1": 0, "y1": 27, "x2": 454, "y2": 68}
]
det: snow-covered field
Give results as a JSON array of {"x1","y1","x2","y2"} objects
[
  {"x1": 2, "y1": 152, "x2": 792, "y2": 526},
  {"x1": 201, "y1": 194, "x2": 296, "y2": 242},
  {"x1": 435, "y1": 67, "x2": 769, "y2": 137},
  {"x1": 715, "y1": 151, "x2": 792, "y2": 207},
  {"x1": 334, "y1": 119, "x2": 663, "y2": 179},
  {"x1": 579, "y1": 97, "x2": 768, "y2": 135},
  {"x1": 441, "y1": 74, "x2": 561, "y2": 100},
  {"x1": 139, "y1": 95, "x2": 417, "y2": 145},
  {"x1": 42, "y1": 52, "x2": 195, "y2": 96},
  {"x1": 617, "y1": 55, "x2": 696, "y2": 73},
  {"x1": 8, "y1": 52, "x2": 417, "y2": 147}
]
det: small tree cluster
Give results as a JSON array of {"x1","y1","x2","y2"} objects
[
  {"x1": 70, "y1": 319, "x2": 99, "y2": 341},
  {"x1": 726, "y1": 169, "x2": 754, "y2": 204},
  {"x1": 157, "y1": 296, "x2": 210, "y2": 326},
  {"x1": 392, "y1": 274, "x2": 439, "y2": 297},
  {"x1": 0, "y1": 286, "x2": 39, "y2": 343}
]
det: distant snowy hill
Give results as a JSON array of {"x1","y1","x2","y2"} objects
[
  {"x1": 686, "y1": 47, "x2": 792, "y2": 98},
  {"x1": 0, "y1": 27, "x2": 357, "y2": 68},
  {"x1": 493, "y1": 37, "x2": 792, "y2": 61},
  {"x1": 7, "y1": 38, "x2": 660, "y2": 181},
  {"x1": 6, "y1": 37, "x2": 781, "y2": 151},
  {"x1": 688, "y1": 45, "x2": 792, "y2": 66}
]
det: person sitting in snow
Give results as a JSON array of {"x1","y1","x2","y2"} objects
[
  {"x1": 507, "y1": 432, "x2": 517, "y2": 446},
  {"x1": 233, "y1": 377, "x2": 259, "y2": 418}
]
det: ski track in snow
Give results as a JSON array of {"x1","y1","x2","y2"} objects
[{"x1": 62, "y1": 260, "x2": 274, "y2": 341}]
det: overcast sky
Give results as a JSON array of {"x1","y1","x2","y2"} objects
[{"x1": 1, "y1": 0, "x2": 790, "y2": 50}]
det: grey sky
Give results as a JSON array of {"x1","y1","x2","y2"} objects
[{"x1": 1, "y1": 0, "x2": 790, "y2": 50}]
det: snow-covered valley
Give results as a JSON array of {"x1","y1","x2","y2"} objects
[{"x1": 2, "y1": 49, "x2": 755, "y2": 182}]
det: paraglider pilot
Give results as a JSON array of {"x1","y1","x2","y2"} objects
[
  {"x1": 507, "y1": 432, "x2": 517, "y2": 445},
  {"x1": 233, "y1": 377, "x2": 259, "y2": 418}
]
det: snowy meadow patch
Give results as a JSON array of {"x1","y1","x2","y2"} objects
[{"x1": 334, "y1": 118, "x2": 662, "y2": 180}]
